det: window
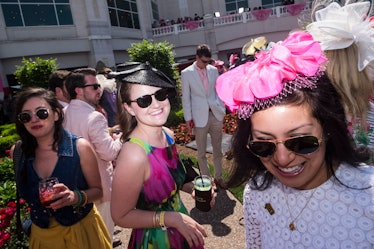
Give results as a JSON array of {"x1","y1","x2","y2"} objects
[
  {"x1": 1, "y1": 0, "x2": 73, "y2": 27},
  {"x1": 151, "y1": 0, "x2": 159, "y2": 21},
  {"x1": 225, "y1": 0, "x2": 248, "y2": 13},
  {"x1": 261, "y1": 0, "x2": 283, "y2": 8},
  {"x1": 107, "y1": 0, "x2": 140, "y2": 29}
]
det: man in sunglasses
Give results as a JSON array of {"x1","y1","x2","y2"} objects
[
  {"x1": 63, "y1": 68, "x2": 123, "y2": 247},
  {"x1": 181, "y1": 44, "x2": 227, "y2": 189}
]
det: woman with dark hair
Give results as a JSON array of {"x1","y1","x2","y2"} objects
[
  {"x1": 216, "y1": 31, "x2": 374, "y2": 248},
  {"x1": 13, "y1": 88, "x2": 111, "y2": 248},
  {"x1": 110, "y1": 62, "x2": 208, "y2": 249}
]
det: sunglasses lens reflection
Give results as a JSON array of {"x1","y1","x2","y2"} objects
[
  {"x1": 137, "y1": 96, "x2": 152, "y2": 108},
  {"x1": 18, "y1": 113, "x2": 32, "y2": 123},
  {"x1": 18, "y1": 109, "x2": 49, "y2": 124},
  {"x1": 249, "y1": 141, "x2": 275, "y2": 157},
  {"x1": 284, "y1": 136, "x2": 319, "y2": 154},
  {"x1": 249, "y1": 136, "x2": 320, "y2": 157},
  {"x1": 36, "y1": 109, "x2": 49, "y2": 120},
  {"x1": 135, "y1": 89, "x2": 169, "y2": 108}
]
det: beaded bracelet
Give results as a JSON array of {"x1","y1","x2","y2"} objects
[
  {"x1": 73, "y1": 190, "x2": 83, "y2": 207},
  {"x1": 81, "y1": 191, "x2": 88, "y2": 206}
]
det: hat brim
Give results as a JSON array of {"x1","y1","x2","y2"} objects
[{"x1": 108, "y1": 62, "x2": 176, "y2": 89}]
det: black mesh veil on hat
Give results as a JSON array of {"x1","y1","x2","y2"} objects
[{"x1": 108, "y1": 61, "x2": 176, "y2": 89}]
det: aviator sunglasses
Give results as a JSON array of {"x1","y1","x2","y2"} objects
[
  {"x1": 247, "y1": 135, "x2": 322, "y2": 158},
  {"x1": 82, "y1": 83, "x2": 101, "y2": 90},
  {"x1": 18, "y1": 108, "x2": 50, "y2": 124},
  {"x1": 130, "y1": 88, "x2": 169, "y2": 108}
]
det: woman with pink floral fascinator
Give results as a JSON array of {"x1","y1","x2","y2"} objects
[
  {"x1": 216, "y1": 31, "x2": 374, "y2": 248},
  {"x1": 307, "y1": 0, "x2": 374, "y2": 163}
]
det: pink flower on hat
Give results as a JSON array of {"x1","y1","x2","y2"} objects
[{"x1": 216, "y1": 31, "x2": 327, "y2": 114}]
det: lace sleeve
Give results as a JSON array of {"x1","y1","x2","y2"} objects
[{"x1": 244, "y1": 184, "x2": 262, "y2": 248}]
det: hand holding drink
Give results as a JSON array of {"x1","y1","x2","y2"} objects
[{"x1": 39, "y1": 177, "x2": 61, "y2": 207}]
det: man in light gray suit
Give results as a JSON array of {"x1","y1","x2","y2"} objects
[{"x1": 181, "y1": 44, "x2": 226, "y2": 188}]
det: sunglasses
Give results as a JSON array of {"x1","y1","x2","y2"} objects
[
  {"x1": 200, "y1": 59, "x2": 211, "y2": 64},
  {"x1": 18, "y1": 108, "x2": 50, "y2": 124},
  {"x1": 130, "y1": 89, "x2": 169, "y2": 108},
  {"x1": 82, "y1": 83, "x2": 101, "y2": 90},
  {"x1": 247, "y1": 135, "x2": 321, "y2": 158}
]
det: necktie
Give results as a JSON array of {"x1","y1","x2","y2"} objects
[{"x1": 201, "y1": 70, "x2": 209, "y2": 95}]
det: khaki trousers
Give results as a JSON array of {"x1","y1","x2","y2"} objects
[{"x1": 194, "y1": 112, "x2": 223, "y2": 179}]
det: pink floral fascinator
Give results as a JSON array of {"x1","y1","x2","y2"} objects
[
  {"x1": 306, "y1": 1, "x2": 374, "y2": 72},
  {"x1": 216, "y1": 31, "x2": 327, "y2": 119}
]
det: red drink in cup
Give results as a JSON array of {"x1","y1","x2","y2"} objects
[{"x1": 39, "y1": 177, "x2": 60, "y2": 207}]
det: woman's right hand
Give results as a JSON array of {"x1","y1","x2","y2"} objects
[{"x1": 165, "y1": 212, "x2": 207, "y2": 248}]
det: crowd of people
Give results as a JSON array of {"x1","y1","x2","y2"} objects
[
  {"x1": 152, "y1": 14, "x2": 203, "y2": 28},
  {"x1": 11, "y1": 1, "x2": 374, "y2": 248}
]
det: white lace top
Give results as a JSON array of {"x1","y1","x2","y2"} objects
[{"x1": 243, "y1": 163, "x2": 374, "y2": 249}]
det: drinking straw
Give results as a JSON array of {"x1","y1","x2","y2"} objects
[{"x1": 197, "y1": 162, "x2": 205, "y2": 187}]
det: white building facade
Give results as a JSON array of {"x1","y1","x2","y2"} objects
[{"x1": 0, "y1": 0, "x2": 310, "y2": 90}]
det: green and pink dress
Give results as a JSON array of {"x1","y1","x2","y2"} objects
[{"x1": 126, "y1": 131, "x2": 203, "y2": 249}]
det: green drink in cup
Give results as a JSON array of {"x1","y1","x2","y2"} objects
[{"x1": 194, "y1": 175, "x2": 212, "y2": 212}]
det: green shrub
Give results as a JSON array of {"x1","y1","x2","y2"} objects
[
  {"x1": 0, "y1": 124, "x2": 19, "y2": 157},
  {"x1": 0, "y1": 181, "x2": 16, "y2": 206},
  {"x1": 0, "y1": 135, "x2": 19, "y2": 157},
  {"x1": 0, "y1": 124, "x2": 17, "y2": 137},
  {"x1": 166, "y1": 108, "x2": 184, "y2": 127},
  {"x1": 14, "y1": 57, "x2": 57, "y2": 89},
  {"x1": 0, "y1": 157, "x2": 15, "y2": 184}
]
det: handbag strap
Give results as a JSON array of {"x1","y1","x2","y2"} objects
[{"x1": 12, "y1": 140, "x2": 24, "y2": 238}]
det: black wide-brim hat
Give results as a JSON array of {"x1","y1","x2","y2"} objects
[{"x1": 108, "y1": 61, "x2": 176, "y2": 89}]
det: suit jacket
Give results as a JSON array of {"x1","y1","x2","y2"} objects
[
  {"x1": 63, "y1": 99, "x2": 122, "y2": 203},
  {"x1": 181, "y1": 63, "x2": 226, "y2": 127}
]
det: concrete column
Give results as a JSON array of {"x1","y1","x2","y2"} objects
[
  {"x1": 83, "y1": 0, "x2": 115, "y2": 68},
  {"x1": 203, "y1": 14, "x2": 218, "y2": 59},
  {"x1": 137, "y1": 0, "x2": 153, "y2": 39}
]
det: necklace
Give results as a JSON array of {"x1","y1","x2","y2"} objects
[{"x1": 284, "y1": 186, "x2": 317, "y2": 231}]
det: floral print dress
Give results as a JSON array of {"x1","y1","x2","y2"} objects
[{"x1": 126, "y1": 131, "x2": 203, "y2": 249}]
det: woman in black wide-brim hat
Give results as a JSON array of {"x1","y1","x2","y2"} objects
[{"x1": 110, "y1": 62, "x2": 207, "y2": 249}]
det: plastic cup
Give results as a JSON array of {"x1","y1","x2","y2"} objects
[
  {"x1": 39, "y1": 177, "x2": 59, "y2": 207},
  {"x1": 194, "y1": 175, "x2": 212, "y2": 212}
]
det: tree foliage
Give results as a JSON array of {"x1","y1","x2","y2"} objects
[
  {"x1": 14, "y1": 57, "x2": 57, "y2": 89},
  {"x1": 127, "y1": 40, "x2": 178, "y2": 81}
]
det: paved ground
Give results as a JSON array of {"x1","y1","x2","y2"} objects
[{"x1": 114, "y1": 142, "x2": 246, "y2": 248}]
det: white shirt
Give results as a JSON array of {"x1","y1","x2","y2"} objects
[{"x1": 243, "y1": 163, "x2": 374, "y2": 248}]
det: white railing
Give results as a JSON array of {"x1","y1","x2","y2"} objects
[
  {"x1": 152, "y1": 1, "x2": 311, "y2": 37},
  {"x1": 152, "y1": 20, "x2": 205, "y2": 36}
]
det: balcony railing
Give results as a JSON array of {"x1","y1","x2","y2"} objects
[{"x1": 152, "y1": 1, "x2": 311, "y2": 37}]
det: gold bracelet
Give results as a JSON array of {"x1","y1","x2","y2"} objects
[
  {"x1": 155, "y1": 211, "x2": 161, "y2": 228},
  {"x1": 81, "y1": 191, "x2": 88, "y2": 206},
  {"x1": 159, "y1": 211, "x2": 167, "y2": 231},
  {"x1": 152, "y1": 211, "x2": 157, "y2": 228}
]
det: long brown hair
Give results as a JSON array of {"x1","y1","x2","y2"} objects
[{"x1": 14, "y1": 88, "x2": 63, "y2": 157}]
